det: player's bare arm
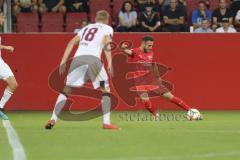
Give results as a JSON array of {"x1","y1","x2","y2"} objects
[
  {"x1": 59, "y1": 35, "x2": 80, "y2": 74},
  {"x1": 120, "y1": 43, "x2": 133, "y2": 56},
  {"x1": 103, "y1": 35, "x2": 113, "y2": 77},
  {"x1": 0, "y1": 45, "x2": 14, "y2": 52}
]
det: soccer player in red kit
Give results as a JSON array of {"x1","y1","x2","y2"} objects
[{"x1": 121, "y1": 36, "x2": 202, "y2": 120}]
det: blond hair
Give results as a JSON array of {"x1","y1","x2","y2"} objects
[{"x1": 95, "y1": 10, "x2": 110, "y2": 22}]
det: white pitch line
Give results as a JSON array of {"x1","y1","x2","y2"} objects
[
  {"x1": 2, "y1": 120, "x2": 26, "y2": 160},
  {"x1": 179, "y1": 130, "x2": 240, "y2": 134},
  {"x1": 87, "y1": 151, "x2": 240, "y2": 160}
]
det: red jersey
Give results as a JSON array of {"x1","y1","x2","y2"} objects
[
  {"x1": 127, "y1": 47, "x2": 154, "y2": 83},
  {"x1": 127, "y1": 48, "x2": 168, "y2": 93},
  {"x1": 129, "y1": 48, "x2": 154, "y2": 63}
]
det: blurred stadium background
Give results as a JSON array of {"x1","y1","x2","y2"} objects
[{"x1": 0, "y1": 0, "x2": 240, "y2": 33}]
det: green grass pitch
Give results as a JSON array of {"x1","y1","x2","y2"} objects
[{"x1": 0, "y1": 111, "x2": 240, "y2": 160}]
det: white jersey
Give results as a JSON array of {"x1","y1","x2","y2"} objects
[
  {"x1": 0, "y1": 36, "x2": 2, "y2": 60},
  {"x1": 74, "y1": 23, "x2": 113, "y2": 59}
]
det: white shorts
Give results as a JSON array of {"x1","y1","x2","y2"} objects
[
  {"x1": 0, "y1": 59, "x2": 14, "y2": 80},
  {"x1": 66, "y1": 57, "x2": 109, "y2": 89}
]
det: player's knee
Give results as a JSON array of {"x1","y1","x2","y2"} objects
[
  {"x1": 9, "y1": 81, "x2": 18, "y2": 92},
  {"x1": 162, "y1": 92, "x2": 173, "y2": 100},
  {"x1": 140, "y1": 93, "x2": 149, "y2": 101},
  {"x1": 63, "y1": 86, "x2": 72, "y2": 96},
  {"x1": 101, "y1": 86, "x2": 110, "y2": 93},
  {"x1": 6, "y1": 76, "x2": 18, "y2": 92}
]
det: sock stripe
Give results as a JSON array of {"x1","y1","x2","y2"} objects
[
  {"x1": 60, "y1": 92, "x2": 68, "y2": 98},
  {"x1": 102, "y1": 93, "x2": 110, "y2": 97},
  {"x1": 6, "y1": 89, "x2": 13, "y2": 95}
]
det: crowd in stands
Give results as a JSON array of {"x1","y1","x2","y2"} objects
[{"x1": 5, "y1": 0, "x2": 240, "y2": 32}]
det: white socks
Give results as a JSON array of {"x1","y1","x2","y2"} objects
[
  {"x1": 102, "y1": 94, "x2": 111, "y2": 125},
  {"x1": 51, "y1": 93, "x2": 67, "y2": 122},
  {"x1": 0, "y1": 89, "x2": 13, "y2": 109},
  {"x1": 51, "y1": 93, "x2": 111, "y2": 124}
]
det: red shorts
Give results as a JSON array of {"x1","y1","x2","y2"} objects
[
  {"x1": 129, "y1": 65, "x2": 170, "y2": 94},
  {"x1": 134, "y1": 77, "x2": 169, "y2": 95}
]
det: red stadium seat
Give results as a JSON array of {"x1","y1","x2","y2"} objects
[
  {"x1": 16, "y1": 13, "x2": 39, "y2": 32},
  {"x1": 89, "y1": 0, "x2": 111, "y2": 14},
  {"x1": 186, "y1": 0, "x2": 199, "y2": 22},
  {"x1": 210, "y1": 0, "x2": 219, "y2": 11},
  {"x1": 41, "y1": 13, "x2": 64, "y2": 32},
  {"x1": 65, "y1": 13, "x2": 88, "y2": 32}
]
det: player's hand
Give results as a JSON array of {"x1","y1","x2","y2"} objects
[
  {"x1": 5, "y1": 46, "x2": 14, "y2": 52},
  {"x1": 59, "y1": 62, "x2": 66, "y2": 75},
  {"x1": 120, "y1": 42, "x2": 129, "y2": 50}
]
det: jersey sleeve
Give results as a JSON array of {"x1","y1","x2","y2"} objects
[
  {"x1": 77, "y1": 28, "x2": 84, "y2": 38},
  {"x1": 103, "y1": 26, "x2": 114, "y2": 40},
  {"x1": 130, "y1": 48, "x2": 137, "y2": 57}
]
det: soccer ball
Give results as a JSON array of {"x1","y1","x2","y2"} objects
[{"x1": 187, "y1": 109, "x2": 202, "y2": 120}]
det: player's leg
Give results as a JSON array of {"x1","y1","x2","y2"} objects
[
  {"x1": 0, "y1": 60, "x2": 18, "y2": 120},
  {"x1": 0, "y1": 76, "x2": 18, "y2": 120},
  {"x1": 139, "y1": 92, "x2": 159, "y2": 120},
  {"x1": 88, "y1": 59, "x2": 118, "y2": 129},
  {"x1": 50, "y1": 86, "x2": 72, "y2": 121},
  {"x1": 162, "y1": 92, "x2": 191, "y2": 111},
  {"x1": 45, "y1": 58, "x2": 89, "y2": 129},
  {"x1": 162, "y1": 92, "x2": 203, "y2": 120},
  {"x1": 0, "y1": 76, "x2": 18, "y2": 108},
  {"x1": 101, "y1": 85, "x2": 119, "y2": 130},
  {"x1": 45, "y1": 86, "x2": 72, "y2": 129}
]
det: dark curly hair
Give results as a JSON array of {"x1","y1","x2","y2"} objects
[{"x1": 121, "y1": 1, "x2": 134, "y2": 13}]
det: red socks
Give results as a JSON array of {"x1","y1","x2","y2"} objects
[
  {"x1": 143, "y1": 100, "x2": 158, "y2": 115},
  {"x1": 170, "y1": 96, "x2": 191, "y2": 111},
  {"x1": 142, "y1": 96, "x2": 191, "y2": 113}
]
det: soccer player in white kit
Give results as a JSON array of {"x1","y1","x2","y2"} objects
[
  {"x1": 0, "y1": 13, "x2": 18, "y2": 120},
  {"x1": 45, "y1": 10, "x2": 119, "y2": 130}
]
